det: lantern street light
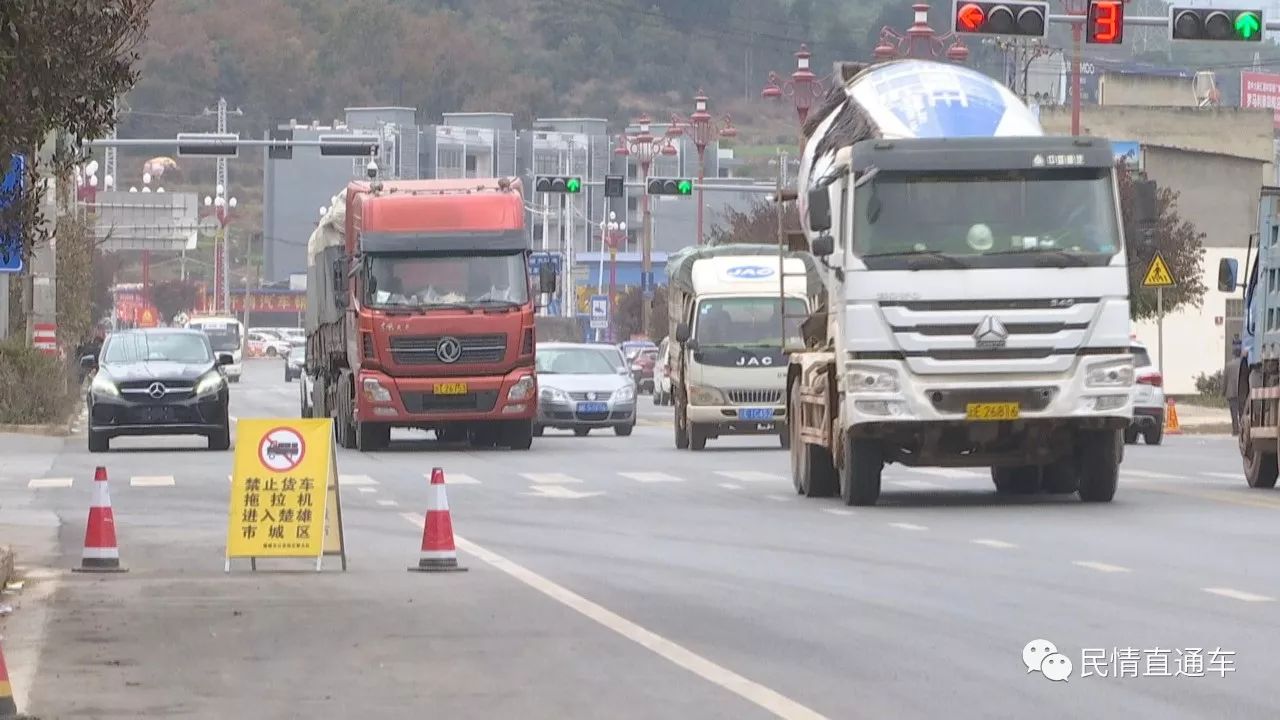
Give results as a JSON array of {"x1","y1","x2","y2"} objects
[
  {"x1": 873, "y1": 3, "x2": 970, "y2": 63},
  {"x1": 615, "y1": 114, "x2": 679, "y2": 336},
  {"x1": 761, "y1": 44, "x2": 828, "y2": 126},
  {"x1": 204, "y1": 185, "x2": 237, "y2": 315},
  {"x1": 597, "y1": 211, "x2": 627, "y2": 343},
  {"x1": 669, "y1": 90, "x2": 737, "y2": 246}
]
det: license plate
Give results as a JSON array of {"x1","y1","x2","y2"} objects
[
  {"x1": 738, "y1": 407, "x2": 774, "y2": 421},
  {"x1": 966, "y1": 402, "x2": 1020, "y2": 421},
  {"x1": 577, "y1": 401, "x2": 609, "y2": 414},
  {"x1": 138, "y1": 407, "x2": 174, "y2": 423},
  {"x1": 434, "y1": 382, "x2": 468, "y2": 395}
]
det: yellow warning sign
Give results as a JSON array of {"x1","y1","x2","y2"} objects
[
  {"x1": 323, "y1": 454, "x2": 347, "y2": 569},
  {"x1": 225, "y1": 419, "x2": 339, "y2": 568},
  {"x1": 1142, "y1": 254, "x2": 1175, "y2": 287}
]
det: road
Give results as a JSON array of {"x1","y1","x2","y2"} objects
[{"x1": 1, "y1": 360, "x2": 1277, "y2": 718}]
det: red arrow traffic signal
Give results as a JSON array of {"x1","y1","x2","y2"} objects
[{"x1": 957, "y1": 2, "x2": 985, "y2": 30}]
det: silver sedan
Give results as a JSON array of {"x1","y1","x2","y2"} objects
[{"x1": 535, "y1": 342, "x2": 637, "y2": 437}]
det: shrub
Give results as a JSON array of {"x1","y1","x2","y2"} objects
[
  {"x1": 1194, "y1": 369, "x2": 1225, "y2": 397},
  {"x1": 0, "y1": 339, "x2": 76, "y2": 425}
]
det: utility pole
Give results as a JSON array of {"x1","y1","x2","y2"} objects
[{"x1": 202, "y1": 98, "x2": 243, "y2": 315}]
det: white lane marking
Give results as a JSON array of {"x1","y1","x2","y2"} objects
[
  {"x1": 888, "y1": 479, "x2": 943, "y2": 490},
  {"x1": 1202, "y1": 587, "x2": 1275, "y2": 603},
  {"x1": 130, "y1": 475, "x2": 175, "y2": 487},
  {"x1": 1120, "y1": 469, "x2": 1180, "y2": 479},
  {"x1": 1073, "y1": 561, "x2": 1131, "y2": 574},
  {"x1": 357, "y1": 487, "x2": 377, "y2": 494},
  {"x1": 715, "y1": 470, "x2": 784, "y2": 483},
  {"x1": 524, "y1": 485, "x2": 605, "y2": 499},
  {"x1": 717, "y1": 482, "x2": 743, "y2": 490},
  {"x1": 338, "y1": 474, "x2": 378, "y2": 486},
  {"x1": 522, "y1": 472, "x2": 583, "y2": 485},
  {"x1": 619, "y1": 471, "x2": 685, "y2": 484},
  {"x1": 1202, "y1": 472, "x2": 1242, "y2": 480},
  {"x1": 971, "y1": 539, "x2": 1017, "y2": 549},
  {"x1": 911, "y1": 467, "x2": 984, "y2": 479},
  {"x1": 764, "y1": 494, "x2": 793, "y2": 502},
  {"x1": 821, "y1": 508, "x2": 855, "y2": 516},
  {"x1": 889, "y1": 522, "x2": 928, "y2": 531},
  {"x1": 376, "y1": 499, "x2": 399, "y2": 507},
  {"x1": 398, "y1": 514, "x2": 829, "y2": 720},
  {"x1": 437, "y1": 473, "x2": 481, "y2": 485},
  {"x1": 27, "y1": 478, "x2": 73, "y2": 489}
]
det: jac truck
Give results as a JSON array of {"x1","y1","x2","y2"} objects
[
  {"x1": 665, "y1": 244, "x2": 821, "y2": 450},
  {"x1": 783, "y1": 59, "x2": 1148, "y2": 506},
  {"x1": 305, "y1": 175, "x2": 554, "y2": 451}
]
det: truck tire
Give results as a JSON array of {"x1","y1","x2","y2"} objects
[
  {"x1": 1077, "y1": 429, "x2": 1121, "y2": 502},
  {"x1": 503, "y1": 419, "x2": 534, "y2": 450},
  {"x1": 992, "y1": 466, "x2": 1041, "y2": 495},
  {"x1": 1040, "y1": 460, "x2": 1079, "y2": 494},
  {"x1": 356, "y1": 421, "x2": 390, "y2": 451},
  {"x1": 532, "y1": 424, "x2": 544, "y2": 437},
  {"x1": 1143, "y1": 424, "x2": 1163, "y2": 446},
  {"x1": 789, "y1": 384, "x2": 836, "y2": 497},
  {"x1": 778, "y1": 425, "x2": 791, "y2": 450},
  {"x1": 1240, "y1": 417, "x2": 1279, "y2": 489},
  {"x1": 841, "y1": 438, "x2": 883, "y2": 506},
  {"x1": 689, "y1": 423, "x2": 708, "y2": 451},
  {"x1": 1123, "y1": 427, "x2": 1138, "y2": 444},
  {"x1": 335, "y1": 377, "x2": 357, "y2": 450},
  {"x1": 674, "y1": 402, "x2": 690, "y2": 449},
  {"x1": 469, "y1": 425, "x2": 500, "y2": 448}
]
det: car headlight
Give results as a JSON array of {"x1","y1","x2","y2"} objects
[
  {"x1": 540, "y1": 386, "x2": 569, "y2": 404},
  {"x1": 195, "y1": 372, "x2": 226, "y2": 397},
  {"x1": 689, "y1": 384, "x2": 726, "y2": 405},
  {"x1": 507, "y1": 375, "x2": 535, "y2": 402},
  {"x1": 90, "y1": 373, "x2": 120, "y2": 397},
  {"x1": 846, "y1": 366, "x2": 898, "y2": 393},
  {"x1": 1086, "y1": 358, "x2": 1135, "y2": 388},
  {"x1": 361, "y1": 377, "x2": 393, "y2": 403},
  {"x1": 613, "y1": 384, "x2": 635, "y2": 402}
]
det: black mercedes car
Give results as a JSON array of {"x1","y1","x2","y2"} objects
[{"x1": 82, "y1": 328, "x2": 234, "y2": 452}]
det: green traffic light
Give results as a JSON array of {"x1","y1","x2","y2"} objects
[
  {"x1": 1235, "y1": 11, "x2": 1260, "y2": 38},
  {"x1": 565, "y1": 177, "x2": 581, "y2": 193},
  {"x1": 676, "y1": 179, "x2": 693, "y2": 195}
]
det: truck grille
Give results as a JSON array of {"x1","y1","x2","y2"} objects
[
  {"x1": 727, "y1": 389, "x2": 784, "y2": 405},
  {"x1": 388, "y1": 334, "x2": 507, "y2": 365},
  {"x1": 402, "y1": 390, "x2": 499, "y2": 413}
]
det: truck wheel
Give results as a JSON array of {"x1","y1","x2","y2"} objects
[
  {"x1": 841, "y1": 438, "x2": 883, "y2": 506},
  {"x1": 1040, "y1": 461, "x2": 1079, "y2": 494},
  {"x1": 674, "y1": 403, "x2": 690, "y2": 449},
  {"x1": 469, "y1": 425, "x2": 500, "y2": 448},
  {"x1": 532, "y1": 424, "x2": 544, "y2": 437},
  {"x1": 503, "y1": 420, "x2": 534, "y2": 450},
  {"x1": 1077, "y1": 429, "x2": 1121, "y2": 502},
  {"x1": 778, "y1": 426, "x2": 791, "y2": 450},
  {"x1": 689, "y1": 423, "x2": 708, "y2": 451},
  {"x1": 1143, "y1": 424, "x2": 1163, "y2": 446},
  {"x1": 335, "y1": 378, "x2": 357, "y2": 450},
  {"x1": 357, "y1": 422, "x2": 391, "y2": 451},
  {"x1": 1123, "y1": 428, "x2": 1138, "y2": 444},
  {"x1": 992, "y1": 466, "x2": 1041, "y2": 495},
  {"x1": 1241, "y1": 419, "x2": 1279, "y2": 488},
  {"x1": 789, "y1": 384, "x2": 836, "y2": 497}
]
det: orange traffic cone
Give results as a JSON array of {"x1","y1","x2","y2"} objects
[
  {"x1": 1165, "y1": 398, "x2": 1182, "y2": 436},
  {"x1": 73, "y1": 466, "x2": 127, "y2": 573},
  {"x1": 0, "y1": 638, "x2": 16, "y2": 716},
  {"x1": 408, "y1": 467, "x2": 466, "y2": 573}
]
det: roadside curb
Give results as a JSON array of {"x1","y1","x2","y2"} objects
[{"x1": 1179, "y1": 423, "x2": 1232, "y2": 436}]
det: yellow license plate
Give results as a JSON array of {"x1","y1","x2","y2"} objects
[
  {"x1": 966, "y1": 402, "x2": 1020, "y2": 421},
  {"x1": 433, "y1": 382, "x2": 468, "y2": 395}
]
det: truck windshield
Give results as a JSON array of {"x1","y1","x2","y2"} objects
[
  {"x1": 364, "y1": 252, "x2": 530, "y2": 308},
  {"x1": 694, "y1": 297, "x2": 806, "y2": 347},
  {"x1": 853, "y1": 167, "x2": 1121, "y2": 270},
  {"x1": 189, "y1": 323, "x2": 241, "y2": 352}
]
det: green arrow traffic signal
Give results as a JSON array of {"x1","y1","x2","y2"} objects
[
  {"x1": 676, "y1": 179, "x2": 693, "y2": 195},
  {"x1": 565, "y1": 177, "x2": 581, "y2": 193},
  {"x1": 1235, "y1": 11, "x2": 1260, "y2": 38}
]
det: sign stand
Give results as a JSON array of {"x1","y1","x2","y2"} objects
[{"x1": 1142, "y1": 253, "x2": 1175, "y2": 374}]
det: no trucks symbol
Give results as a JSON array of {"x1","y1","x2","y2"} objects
[{"x1": 259, "y1": 426, "x2": 306, "y2": 473}]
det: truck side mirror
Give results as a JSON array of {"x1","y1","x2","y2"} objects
[
  {"x1": 539, "y1": 264, "x2": 557, "y2": 294},
  {"x1": 807, "y1": 187, "x2": 832, "y2": 233},
  {"x1": 674, "y1": 322, "x2": 690, "y2": 344},
  {"x1": 1218, "y1": 257, "x2": 1239, "y2": 293},
  {"x1": 80, "y1": 354, "x2": 97, "y2": 370},
  {"x1": 1133, "y1": 180, "x2": 1158, "y2": 227},
  {"x1": 811, "y1": 235, "x2": 834, "y2": 258},
  {"x1": 332, "y1": 257, "x2": 349, "y2": 309}
]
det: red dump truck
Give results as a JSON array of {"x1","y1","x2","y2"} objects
[{"x1": 305, "y1": 176, "x2": 554, "y2": 451}]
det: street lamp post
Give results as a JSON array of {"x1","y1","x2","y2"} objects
[
  {"x1": 615, "y1": 115, "x2": 679, "y2": 338},
  {"x1": 669, "y1": 90, "x2": 737, "y2": 246},
  {"x1": 760, "y1": 44, "x2": 827, "y2": 126},
  {"x1": 598, "y1": 211, "x2": 626, "y2": 343},
  {"x1": 203, "y1": 184, "x2": 237, "y2": 316},
  {"x1": 872, "y1": 3, "x2": 970, "y2": 63},
  {"x1": 127, "y1": 170, "x2": 168, "y2": 319}
]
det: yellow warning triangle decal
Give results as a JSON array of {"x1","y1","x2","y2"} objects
[{"x1": 1142, "y1": 254, "x2": 1174, "y2": 287}]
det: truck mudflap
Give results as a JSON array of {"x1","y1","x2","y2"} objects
[{"x1": 354, "y1": 367, "x2": 536, "y2": 423}]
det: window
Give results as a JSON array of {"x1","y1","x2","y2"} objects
[
  {"x1": 365, "y1": 252, "x2": 530, "y2": 307},
  {"x1": 103, "y1": 333, "x2": 212, "y2": 364},
  {"x1": 694, "y1": 297, "x2": 807, "y2": 347},
  {"x1": 1130, "y1": 346, "x2": 1152, "y2": 368},
  {"x1": 536, "y1": 347, "x2": 622, "y2": 374}
]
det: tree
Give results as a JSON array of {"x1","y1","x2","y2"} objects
[
  {"x1": 0, "y1": 1, "x2": 153, "y2": 262},
  {"x1": 706, "y1": 199, "x2": 801, "y2": 246},
  {"x1": 613, "y1": 286, "x2": 668, "y2": 341},
  {"x1": 1117, "y1": 162, "x2": 1206, "y2": 321},
  {"x1": 150, "y1": 280, "x2": 200, "y2": 325}
]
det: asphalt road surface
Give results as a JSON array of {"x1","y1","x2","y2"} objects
[{"x1": 1, "y1": 360, "x2": 1277, "y2": 719}]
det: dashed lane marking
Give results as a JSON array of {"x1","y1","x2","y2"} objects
[
  {"x1": 397, "y1": 513, "x2": 829, "y2": 720},
  {"x1": 821, "y1": 508, "x2": 855, "y2": 516},
  {"x1": 618, "y1": 472, "x2": 685, "y2": 484},
  {"x1": 129, "y1": 475, "x2": 175, "y2": 487},
  {"x1": 1202, "y1": 472, "x2": 1243, "y2": 480},
  {"x1": 888, "y1": 522, "x2": 928, "y2": 531},
  {"x1": 376, "y1": 499, "x2": 398, "y2": 507},
  {"x1": 357, "y1": 487, "x2": 377, "y2": 494},
  {"x1": 27, "y1": 478, "x2": 73, "y2": 489},
  {"x1": 971, "y1": 539, "x2": 1017, "y2": 549},
  {"x1": 717, "y1": 482, "x2": 743, "y2": 490},
  {"x1": 521, "y1": 472, "x2": 583, "y2": 485},
  {"x1": 1202, "y1": 587, "x2": 1275, "y2": 603},
  {"x1": 1072, "y1": 561, "x2": 1131, "y2": 574},
  {"x1": 339, "y1": 474, "x2": 379, "y2": 486},
  {"x1": 437, "y1": 473, "x2": 481, "y2": 485},
  {"x1": 764, "y1": 494, "x2": 792, "y2": 502},
  {"x1": 714, "y1": 470, "x2": 784, "y2": 483}
]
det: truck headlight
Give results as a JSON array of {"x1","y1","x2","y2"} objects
[
  {"x1": 1086, "y1": 359, "x2": 1135, "y2": 388},
  {"x1": 195, "y1": 372, "x2": 225, "y2": 397},
  {"x1": 689, "y1": 384, "x2": 726, "y2": 405},
  {"x1": 507, "y1": 375, "x2": 535, "y2": 402},
  {"x1": 361, "y1": 377, "x2": 393, "y2": 403},
  {"x1": 540, "y1": 386, "x2": 569, "y2": 404},
  {"x1": 90, "y1": 373, "x2": 120, "y2": 398},
  {"x1": 847, "y1": 366, "x2": 898, "y2": 393},
  {"x1": 613, "y1": 384, "x2": 635, "y2": 402}
]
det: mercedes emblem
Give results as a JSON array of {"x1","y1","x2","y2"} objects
[
  {"x1": 436, "y1": 336, "x2": 463, "y2": 364},
  {"x1": 147, "y1": 382, "x2": 167, "y2": 399}
]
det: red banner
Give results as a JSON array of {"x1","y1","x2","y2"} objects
[
  {"x1": 227, "y1": 292, "x2": 306, "y2": 313},
  {"x1": 1241, "y1": 70, "x2": 1280, "y2": 130}
]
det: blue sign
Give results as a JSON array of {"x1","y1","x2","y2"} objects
[
  {"x1": 529, "y1": 251, "x2": 563, "y2": 275},
  {"x1": 590, "y1": 294, "x2": 608, "y2": 319},
  {"x1": 725, "y1": 265, "x2": 775, "y2": 280},
  {"x1": 0, "y1": 154, "x2": 25, "y2": 273}
]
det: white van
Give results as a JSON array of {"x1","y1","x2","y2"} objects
[{"x1": 185, "y1": 316, "x2": 244, "y2": 382}]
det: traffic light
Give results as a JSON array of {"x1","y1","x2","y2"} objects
[
  {"x1": 1086, "y1": 0, "x2": 1124, "y2": 44},
  {"x1": 604, "y1": 174, "x2": 624, "y2": 198},
  {"x1": 647, "y1": 177, "x2": 694, "y2": 196},
  {"x1": 317, "y1": 135, "x2": 380, "y2": 157},
  {"x1": 1170, "y1": 7, "x2": 1264, "y2": 42},
  {"x1": 951, "y1": 1, "x2": 1049, "y2": 38},
  {"x1": 535, "y1": 175, "x2": 582, "y2": 193},
  {"x1": 176, "y1": 133, "x2": 239, "y2": 158}
]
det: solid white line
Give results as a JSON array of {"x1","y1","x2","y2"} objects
[
  {"x1": 357, "y1": 487, "x2": 377, "y2": 494},
  {"x1": 715, "y1": 470, "x2": 784, "y2": 483},
  {"x1": 889, "y1": 479, "x2": 943, "y2": 490},
  {"x1": 821, "y1": 508, "x2": 855, "y2": 516},
  {"x1": 619, "y1": 471, "x2": 685, "y2": 484},
  {"x1": 1120, "y1": 469, "x2": 1180, "y2": 479},
  {"x1": 522, "y1": 472, "x2": 583, "y2": 484},
  {"x1": 129, "y1": 475, "x2": 175, "y2": 487},
  {"x1": 339, "y1": 474, "x2": 378, "y2": 486},
  {"x1": 437, "y1": 473, "x2": 481, "y2": 485},
  {"x1": 971, "y1": 539, "x2": 1017, "y2": 549},
  {"x1": 889, "y1": 522, "x2": 928, "y2": 531},
  {"x1": 27, "y1": 478, "x2": 73, "y2": 489},
  {"x1": 764, "y1": 494, "x2": 793, "y2": 502},
  {"x1": 717, "y1": 482, "x2": 743, "y2": 490},
  {"x1": 376, "y1": 499, "x2": 399, "y2": 507},
  {"x1": 397, "y1": 513, "x2": 828, "y2": 720},
  {"x1": 1202, "y1": 587, "x2": 1275, "y2": 603},
  {"x1": 1202, "y1": 472, "x2": 1242, "y2": 480},
  {"x1": 1073, "y1": 561, "x2": 1131, "y2": 574}
]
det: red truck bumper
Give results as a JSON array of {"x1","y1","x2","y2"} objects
[{"x1": 355, "y1": 367, "x2": 536, "y2": 423}]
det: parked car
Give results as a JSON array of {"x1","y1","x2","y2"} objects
[
  {"x1": 630, "y1": 347, "x2": 659, "y2": 394},
  {"x1": 82, "y1": 328, "x2": 234, "y2": 452},
  {"x1": 285, "y1": 342, "x2": 306, "y2": 382},
  {"x1": 248, "y1": 331, "x2": 290, "y2": 358},
  {"x1": 1127, "y1": 340, "x2": 1165, "y2": 445},
  {"x1": 653, "y1": 337, "x2": 673, "y2": 405},
  {"x1": 299, "y1": 366, "x2": 314, "y2": 418},
  {"x1": 619, "y1": 339, "x2": 657, "y2": 362},
  {"x1": 535, "y1": 342, "x2": 637, "y2": 437}
]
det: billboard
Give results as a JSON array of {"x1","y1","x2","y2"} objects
[{"x1": 1240, "y1": 70, "x2": 1280, "y2": 130}]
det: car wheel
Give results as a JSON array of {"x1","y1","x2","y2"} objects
[
  {"x1": 614, "y1": 423, "x2": 634, "y2": 437},
  {"x1": 573, "y1": 428, "x2": 591, "y2": 437},
  {"x1": 207, "y1": 424, "x2": 231, "y2": 451},
  {"x1": 88, "y1": 429, "x2": 109, "y2": 453},
  {"x1": 1143, "y1": 424, "x2": 1163, "y2": 446}
]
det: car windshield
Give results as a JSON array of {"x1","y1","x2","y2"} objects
[
  {"x1": 102, "y1": 333, "x2": 212, "y2": 364},
  {"x1": 694, "y1": 296, "x2": 806, "y2": 347},
  {"x1": 364, "y1": 252, "x2": 530, "y2": 308},
  {"x1": 537, "y1": 347, "x2": 621, "y2": 375},
  {"x1": 854, "y1": 167, "x2": 1121, "y2": 269},
  {"x1": 1132, "y1": 347, "x2": 1152, "y2": 368},
  {"x1": 190, "y1": 322, "x2": 242, "y2": 352}
]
